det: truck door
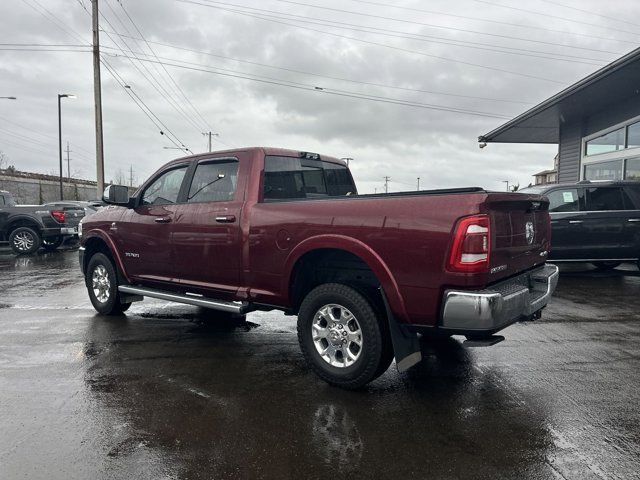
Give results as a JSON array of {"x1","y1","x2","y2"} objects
[
  {"x1": 582, "y1": 186, "x2": 628, "y2": 259},
  {"x1": 621, "y1": 184, "x2": 640, "y2": 259},
  {"x1": 547, "y1": 187, "x2": 585, "y2": 260},
  {"x1": 171, "y1": 155, "x2": 247, "y2": 299},
  {"x1": 116, "y1": 163, "x2": 190, "y2": 285}
]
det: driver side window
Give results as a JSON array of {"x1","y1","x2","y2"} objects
[{"x1": 142, "y1": 165, "x2": 188, "y2": 205}]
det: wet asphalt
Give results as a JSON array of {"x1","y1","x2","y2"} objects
[{"x1": 0, "y1": 247, "x2": 639, "y2": 480}]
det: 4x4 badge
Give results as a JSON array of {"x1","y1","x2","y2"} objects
[{"x1": 525, "y1": 221, "x2": 535, "y2": 245}]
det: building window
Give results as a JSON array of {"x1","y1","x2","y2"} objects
[
  {"x1": 584, "y1": 159, "x2": 623, "y2": 181},
  {"x1": 585, "y1": 127, "x2": 624, "y2": 156},
  {"x1": 626, "y1": 157, "x2": 640, "y2": 180},
  {"x1": 627, "y1": 122, "x2": 640, "y2": 149}
]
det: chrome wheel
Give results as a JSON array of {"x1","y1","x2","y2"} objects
[
  {"x1": 91, "y1": 265, "x2": 111, "y2": 303},
  {"x1": 13, "y1": 231, "x2": 35, "y2": 252},
  {"x1": 312, "y1": 304, "x2": 363, "y2": 368}
]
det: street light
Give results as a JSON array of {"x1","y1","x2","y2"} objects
[
  {"x1": 58, "y1": 94, "x2": 76, "y2": 200},
  {"x1": 0, "y1": 96, "x2": 17, "y2": 100},
  {"x1": 163, "y1": 146, "x2": 189, "y2": 151},
  {"x1": 502, "y1": 180, "x2": 510, "y2": 192}
]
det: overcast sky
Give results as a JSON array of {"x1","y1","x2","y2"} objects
[{"x1": 0, "y1": 0, "x2": 638, "y2": 193}]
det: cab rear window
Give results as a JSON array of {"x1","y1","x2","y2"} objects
[{"x1": 263, "y1": 156, "x2": 356, "y2": 201}]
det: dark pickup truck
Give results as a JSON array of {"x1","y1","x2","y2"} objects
[
  {"x1": 79, "y1": 147, "x2": 559, "y2": 388},
  {"x1": 0, "y1": 190, "x2": 84, "y2": 254}
]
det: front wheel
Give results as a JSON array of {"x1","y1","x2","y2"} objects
[
  {"x1": 85, "y1": 253, "x2": 130, "y2": 315},
  {"x1": 297, "y1": 283, "x2": 392, "y2": 389},
  {"x1": 9, "y1": 227, "x2": 41, "y2": 255}
]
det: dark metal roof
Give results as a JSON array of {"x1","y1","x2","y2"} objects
[{"x1": 479, "y1": 47, "x2": 640, "y2": 144}]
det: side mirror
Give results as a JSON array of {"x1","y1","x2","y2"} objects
[{"x1": 103, "y1": 185, "x2": 130, "y2": 206}]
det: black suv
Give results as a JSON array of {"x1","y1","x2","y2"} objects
[{"x1": 520, "y1": 181, "x2": 640, "y2": 270}]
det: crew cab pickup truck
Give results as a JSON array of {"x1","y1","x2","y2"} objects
[
  {"x1": 0, "y1": 190, "x2": 84, "y2": 254},
  {"x1": 79, "y1": 147, "x2": 559, "y2": 388}
]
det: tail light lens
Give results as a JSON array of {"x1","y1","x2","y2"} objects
[
  {"x1": 448, "y1": 214, "x2": 490, "y2": 273},
  {"x1": 50, "y1": 210, "x2": 66, "y2": 223}
]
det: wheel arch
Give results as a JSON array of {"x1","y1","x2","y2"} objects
[
  {"x1": 82, "y1": 230, "x2": 130, "y2": 283},
  {"x1": 6, "y1": 216, "x2": 43, "y2": 236},
  {"x1": 283, "y1": 235, "x2": 407, "y2": 321}
]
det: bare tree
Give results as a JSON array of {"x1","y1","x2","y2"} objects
[
  {"x1": 113, "y1": 168, "x2": 127, "y2": 186},
  {"x1": 0, "y1": 151, "x2": 7, "y2": 170}
]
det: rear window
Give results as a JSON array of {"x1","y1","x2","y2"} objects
[{"x1": 263, "y1": 156, "x2": 356, "y2": 201}]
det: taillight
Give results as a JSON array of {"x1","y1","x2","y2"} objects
[
  {"x1": 50, "y1": 210, "x2": 66, "y2": 223},
  {"x1": 447, "y1": 214, "x2": 490, "y2": 273}
]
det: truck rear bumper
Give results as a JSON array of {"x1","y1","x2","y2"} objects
[{"x1": 440, "y1": 264, "x2": 559, "y2": 333}]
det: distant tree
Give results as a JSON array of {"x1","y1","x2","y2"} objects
[
  {"x1": 0, "y1": 150, "x2": 7, "y2": 169},
  {"x1": 113, "y1": 168, "x2": 127, "y2": 186},
  {"x1": 510, "y1": 184, "x2": 520, "y2": 192}
]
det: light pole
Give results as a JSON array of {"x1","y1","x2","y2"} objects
[
  {"x1": 502, "y1": 180, "x2": 510, "y2": 192},
  {"x1": 163, "y1": 147, "x2": 190, "y2": 152},
  {"x1": 58, "y1": 94, "x2": 76, "y2": 200},
  {"x1": 341, "y1": 157, "x2": 353, "y2": 167}
]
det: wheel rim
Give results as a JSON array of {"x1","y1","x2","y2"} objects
[
  {"x1": 312, "y1": 304, "x2": 363, "y2": 368},
  {"x1": 13, "y1": 231, "x2": 35, "y2": 252},
  {"x1": 91, "y1": 265, "x2": 111, "y2": 303}
]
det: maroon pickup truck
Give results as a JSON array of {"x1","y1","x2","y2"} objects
[{"x1": 79, "y1": 147, "x2": 558, "y2": 388}]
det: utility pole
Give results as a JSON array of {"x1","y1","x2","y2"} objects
[
  {"x1": 65, "y1": 142, "x2": 72, "y2": 179},
  {"x1": 384, "y1": 176, "x2": 390, "y2": 194},
  {"x1": 202, "y1": 132, "x2": 218, "y2": 152},
  {"x1": 417, "y1": 177, "x2": 420, "y2": 191},
  {"x1": 129, "y1": 165, "x2": 134, "y2": 187},
  {"x1": 92, "y1": 0, "x2": 105, "y2": 197},
  {"x1": 502, "y1": 180, "x2": 510, "y2": 191}
]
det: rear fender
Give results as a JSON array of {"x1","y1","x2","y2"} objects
[{"x1": 283, "y1": 234, "x2": 409, "y2": 322}]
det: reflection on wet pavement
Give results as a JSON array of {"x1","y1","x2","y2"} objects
[{"x1": 0, "y1": 248, "x2": 639, "y2": 479}]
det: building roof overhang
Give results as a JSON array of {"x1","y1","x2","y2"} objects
[{"x1": 479, "y1": 47, "x2": 640, "y2": 144}]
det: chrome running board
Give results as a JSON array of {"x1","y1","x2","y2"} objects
[{"x1": 118, "y1": 285, "x2": 247, "y2": 313}]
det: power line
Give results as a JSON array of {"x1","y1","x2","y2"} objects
[
  {"x1": 346, "y1": 0, "x2": 640, "y2": 46},
  {"x1": 185, "y1": 0, "x2": 631, "y2": 55},
  {"x1": 103, "y1": 51, "x2": 513, "y2": 119},
  {"x1": 176, "y1": 0, "x2": 566, "y2": 84},
  {"x1": 115, "y1": 0, "x2": 218, "y2": 137},
  {"x1": 469, "y1": 0, "x2": 640, "y2": 38},
  {"x1": 100, "y1": 32, "x2": 537, "y2": 105},
  {"x1": 536, "y1": 0, "x2": 640, "y2": 29},
  {"x1": 99, "y1": 1, "x2": 207, "y2": 135}
]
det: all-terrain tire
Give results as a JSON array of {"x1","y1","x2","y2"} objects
[
  {"x1": 297, "y1": 283, "x2": 391, "y2": 389},
  {"x1": 9, "y1": 226, "x2": 41, "y2": 255},
  {"x1": 85, "y1": 252, "x2": 130, "y2": 315}
]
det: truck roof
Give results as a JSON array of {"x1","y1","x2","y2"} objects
[{"x1": 166, "y1": 147, "x2": 346, "y2": 167}]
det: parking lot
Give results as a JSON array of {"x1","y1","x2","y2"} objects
[{"x1": 0, "y1": 247, "x2": 639, "y2": 480}]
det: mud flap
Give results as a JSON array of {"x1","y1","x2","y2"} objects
[{"x1": 380, "y1": 288, "x2": 422, "y2": 372}]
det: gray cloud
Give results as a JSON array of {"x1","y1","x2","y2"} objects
[{"x1": 0, "y1": 0, "x2": 637, "y2": 191}]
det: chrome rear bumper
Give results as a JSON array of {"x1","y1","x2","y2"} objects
[{"x1": 441, "y1": 264, "x2": 559, "y2": 332}]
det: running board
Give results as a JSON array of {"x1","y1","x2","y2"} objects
[{"x1": 118, "y1": 285, "x2": 247, "y2": 313}]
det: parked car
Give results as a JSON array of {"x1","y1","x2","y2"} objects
[
  {"x1": 520, "y1": 181, "x2": 640, "y2": 270},
  {"x1": 79, "y1": 147, "x2": 558, "y2": 388},
  {"x1": 0, "y1": 190, "x2": 84, "y2": 254}
]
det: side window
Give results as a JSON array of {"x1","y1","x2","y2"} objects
[
  {"x1": 142, "y1": 166, "x2": 188, "y2": 205},
  {"x1": 546, "y1": 189, "x2": 579, "y2": 212},
  {"x1": 585, "y1": 187, "x2": 625, "y2": 211},
  {"x1": 263, "y1": 156, "x2": 355, "y2": 201},
  {"x1": 187, "y1": 160, "x2": 239, "y2": 203}
]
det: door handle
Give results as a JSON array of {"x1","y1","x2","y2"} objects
[
  {"x1": 628, "y1": 218, "x2": 640, "y2": 222},
  {"x1": 568, "y1": 220, "x2": 583, "y2": 224},
  {"x1": 215, "y1": 215, "x2": 236, "y2": 223},
  {"x1": 154, "y1": 217, "x2": 172, "y2": 223}
]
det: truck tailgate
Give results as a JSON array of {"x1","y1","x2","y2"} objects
[{"x1": 485, "y1": 193, "x2": 550, "y2": 281}]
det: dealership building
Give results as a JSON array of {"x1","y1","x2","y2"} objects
[{"x1": 479, "y1": 47, "x2": 640, "y2": 183}]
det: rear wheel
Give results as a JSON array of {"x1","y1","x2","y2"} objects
[
  {"x1": 42, "y1": 236, "x2": 64, "y2": 251},
  {"x1": 297, "y1": 283, "x2": 392, "y2": 389},
  {"x1": 592, "y1": 261, "x2": 621, "y2": 270},
  {"x1": 9, "y1": 227, "x2": 41, "y2": 255},
  {"x1": 86, "y1": 253, "x2": 130, "y2": 315}
]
